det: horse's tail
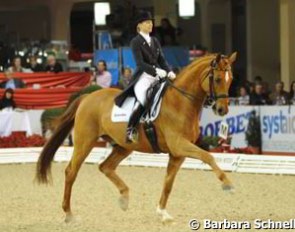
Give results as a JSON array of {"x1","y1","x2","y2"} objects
[{"x1": 36, "y1": 95, "x2": 87, "y2": 184}]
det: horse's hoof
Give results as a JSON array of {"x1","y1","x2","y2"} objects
[
  {"x1": 64, "y1": 213, "x2": 74, "y2": 223},
  {"x1": 118, "y1": 195, "x2": 129, "y2": 211},
  {"x1": 161, "y1": 215, "x2": 174, "y2": 224},
  {"x1": 222, "y1": 184, "x2": 235, "y2": 194},
  {"x1": 156, "y1": 206, "x2": 174, "y2": 224}
]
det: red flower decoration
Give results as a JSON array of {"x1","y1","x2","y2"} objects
[{"x1": 0, "y1": 132, "x2": 45, "y2": 148}]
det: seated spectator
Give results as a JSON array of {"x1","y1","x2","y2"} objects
[
  {"x1": 27, "y1": 56, "x2": 44, "y2": 72},
  {"x1": 93, "y1": 60, "x2": 112, "y2": 88},
  {"x1": 118, "y1": 67, "x2": 132, "y2": 89},
  {"x1": 250, "y1": 83, "x2": 271, "y2": 105},
  {"x1": 0, "y1": 88, "x2": 16, "y2": 110},
  {"x1": 270, "y1": 81, "x2": 289, "y2": 105},
  {"x1": 7, "y1": 56, "x2": 25, "y2": 72},
  {"x1": 45, "y1": 54, "x2": 63, "y2": 73},
  {"x1": 253, "y1": 75, "x2": 270, "y2": 95},
  {"x1": 237, "y1": 86, "x2": 250, "y2": 105},
  {"x1": 0, "y1": 71, "x2": 25, "y2": 89},
  {"x1": 288, "y1": 81, "x2": 295, "y2": 105}
]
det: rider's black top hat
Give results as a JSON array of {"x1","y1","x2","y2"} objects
[{"x1": 135, "y1": 11, "x2": 153, "y2": 25}]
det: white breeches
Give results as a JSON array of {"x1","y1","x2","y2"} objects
[{"x1": 134, "y1": 72, "x2": 158, "y2": 105}]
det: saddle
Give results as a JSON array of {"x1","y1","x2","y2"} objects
[
  {"x1": 111, "y1": 79, "x2": 168, "y2": 123},
  {"x1": 111, "y1": 79, "x2": 168, "y2": 153}
]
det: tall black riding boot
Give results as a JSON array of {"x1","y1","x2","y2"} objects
[{"x1": 126, "y1": 102, "x2": 145, "y2": 143}]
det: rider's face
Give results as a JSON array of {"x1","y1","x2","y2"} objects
[{"x1": 138, "y1": 20, "x2": 153, "y2": 34}]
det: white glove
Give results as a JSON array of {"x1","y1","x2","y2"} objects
[
  {"x1": 167, "y1": 71, "x2": 176, "y2": 80},
  {"x1": 155, "y1": 68, "x2": 167, "y2": 79}
]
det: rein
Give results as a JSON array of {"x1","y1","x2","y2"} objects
[{"x1": 166, "y1": 79, "x2": 197, "y2": 102}]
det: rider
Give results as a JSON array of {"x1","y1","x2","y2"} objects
[{"x1": 114, "y1": 11, "x2": 176, "y2": 143}]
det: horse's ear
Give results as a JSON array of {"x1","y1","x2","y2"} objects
[
  {"x1": 215, "y1": 53, "x2": 222, "y2": 63},
  {"x1": 229, "y1": 52, "x2": 237, "y2": 64}
]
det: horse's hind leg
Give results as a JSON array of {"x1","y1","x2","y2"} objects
[
  {"x1": 62, "y1": 130, "x2": 97, "y2": 223},
  {"x1": 99, "y1": 145, "x2": 132, "y2": 211},
  {"x1": 157, "y1": 154, "x2": 185, "y2": 223}
]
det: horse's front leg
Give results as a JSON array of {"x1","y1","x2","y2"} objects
[
  {"x1": 157, "y1": 154, "x2": 185, "y2": 223},
  {"x1": 168, "y1": 136, "x2": 233, "y2": 191}
]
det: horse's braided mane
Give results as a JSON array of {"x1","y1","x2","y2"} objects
[{"x1": 176, "y1": 53, "x2": 228, "y2": 80}]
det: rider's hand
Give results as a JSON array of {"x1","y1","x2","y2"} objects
[
  {"x1": 167, "y1": 71, "x2": 176, "y2": 80},
  {"x1": 155, "y1": 68, "x2": 167, "y2": 79}
]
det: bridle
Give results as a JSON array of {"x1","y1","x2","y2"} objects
[
  {"x1": 204, "y1": 57, "x2": 230, "y2": 106},
  {"x1": 166, "y1": 55, "x2": 231, "y2": 106}
]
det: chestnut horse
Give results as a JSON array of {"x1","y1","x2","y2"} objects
[{"x1": 36, "y1": 52, "x2": 237, "y2": 223}]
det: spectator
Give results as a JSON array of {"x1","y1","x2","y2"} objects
[
  {"x1": 27, "y1": 56, "x2": 44, "y2": 72},
  {"x1": 270, "y1": 81, "x2": 289, "y2": 105},
  {"x1": 0, "y1": 88, "x2": 16, "y2": 110},
  {"x1": 45, "y1": 54, "x2": 63, "y2": 73},
  {"x1": 7, "y1": 56, "x2": 25, "y2": 72},
  {"x1": 253, "y1": 75, "x2": 270, "y2": 95},
  {"x1": 288, "y1": 81, "x2": 295, "y2": 105},
  {"x1": 250, "y1": 83, "x2": 271, "y2": 105},
  {"x1": 237, "y1": 86, "x2": 250, "y2": 105},
  {"x1": 119, "y1": 67, "x2": 132, "y2": 89},
  {"x1": 155, "y1": 18, "x2": 177, "y2": 46},
  {"x1": 0, "y1": 71, "x2": 25, "y2": 89},
  {"x1": 93, "y1": 60, "x2": 112, "y2": 88}
]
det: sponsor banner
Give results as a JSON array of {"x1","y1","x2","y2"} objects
[
  {"x1": 162, "y1": 47, "x2": 190, "y2": 68},
  {"x1": 93, "y1": 49, "x2": 119, "y2": 85},
  {"x1": 200, "y1": 106, "x2": 258, "y2": 148},
  {"x1": 122, "y1": 47, "x2": 136, "y2": 71},
  {"x1": 260, "y1": 106, "x2": 295, "y2": 153}
]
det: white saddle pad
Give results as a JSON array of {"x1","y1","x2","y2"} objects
[{"x1": 111, "y1": 82, "x2": 166, "y2": 122}]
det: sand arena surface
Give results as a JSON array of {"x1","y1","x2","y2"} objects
[{"x1": 0, "y1": 163, "x2": 295, "y2": 232}]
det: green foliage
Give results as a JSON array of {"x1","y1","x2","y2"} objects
[
  {"x1": 198, "y1": 136, "x2": 220, "y2": 150},
  {"x1": 245, "y1": 111, "x2": 262, "y2": 147},
  {"x1": 41, "y1": 108, "x2": 65, "y2": 124},
  {"x1": 67, "y1": 85, "x2": 102, "y2": 106},
  {"x1": 41, "y1": 85, "x2": 102, "y2": 126}
]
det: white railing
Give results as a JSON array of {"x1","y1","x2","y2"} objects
[{"x1": 0, "y1": 147, "x2": 295, "y2": 175}]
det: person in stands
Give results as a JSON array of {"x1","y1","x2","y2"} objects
[
  {"x1": 7, "y1": 56, "x2": 25, "y2": 72},
  {"x1": 0, "y1": 71, "x2": 25, "y2": 89},
  {"x1": 270, "y1": 81, "x2": 289, "y2": 105},
  {"x1": 118, "y1": 67, "x2": 133, "y2": 89},
  {"x1": 250, "y1": 83, "x2": 271, "y2": 105},
  {"x1": 0, "y1": 88, "x2": 16, "y2": 110},
  {"x1": 27, "y1": 55, "x2": 44, "y2": 72},
  {"x1": 45, "y1": 54, "x2": 63, "y2": 73},
  {"x1": 93, "y1": 60, "x2": 112, "y2": 88}
]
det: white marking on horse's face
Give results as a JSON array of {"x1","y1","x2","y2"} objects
[{"x1": 225, "y1": 71, "x2": 230, "y2": 83}]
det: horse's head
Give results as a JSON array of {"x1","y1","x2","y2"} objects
[{"x1": 201, "y1": 52, "x2": 237, "y2": 116}]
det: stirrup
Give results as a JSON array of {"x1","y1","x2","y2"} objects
[{"x1": 126, "y1": 127, "x2": 139, "y2": 144}]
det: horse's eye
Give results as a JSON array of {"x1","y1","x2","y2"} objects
[{"x1": 215, "y1": 77, "x2": 222, "y2": 84}]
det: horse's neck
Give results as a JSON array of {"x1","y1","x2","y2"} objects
[
  {"x1": 163, "y1": 61, "x2": 208, "y2": 127},
  {"x1": 172, "y1": 62, "x2": 208, "y2": 113}
]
